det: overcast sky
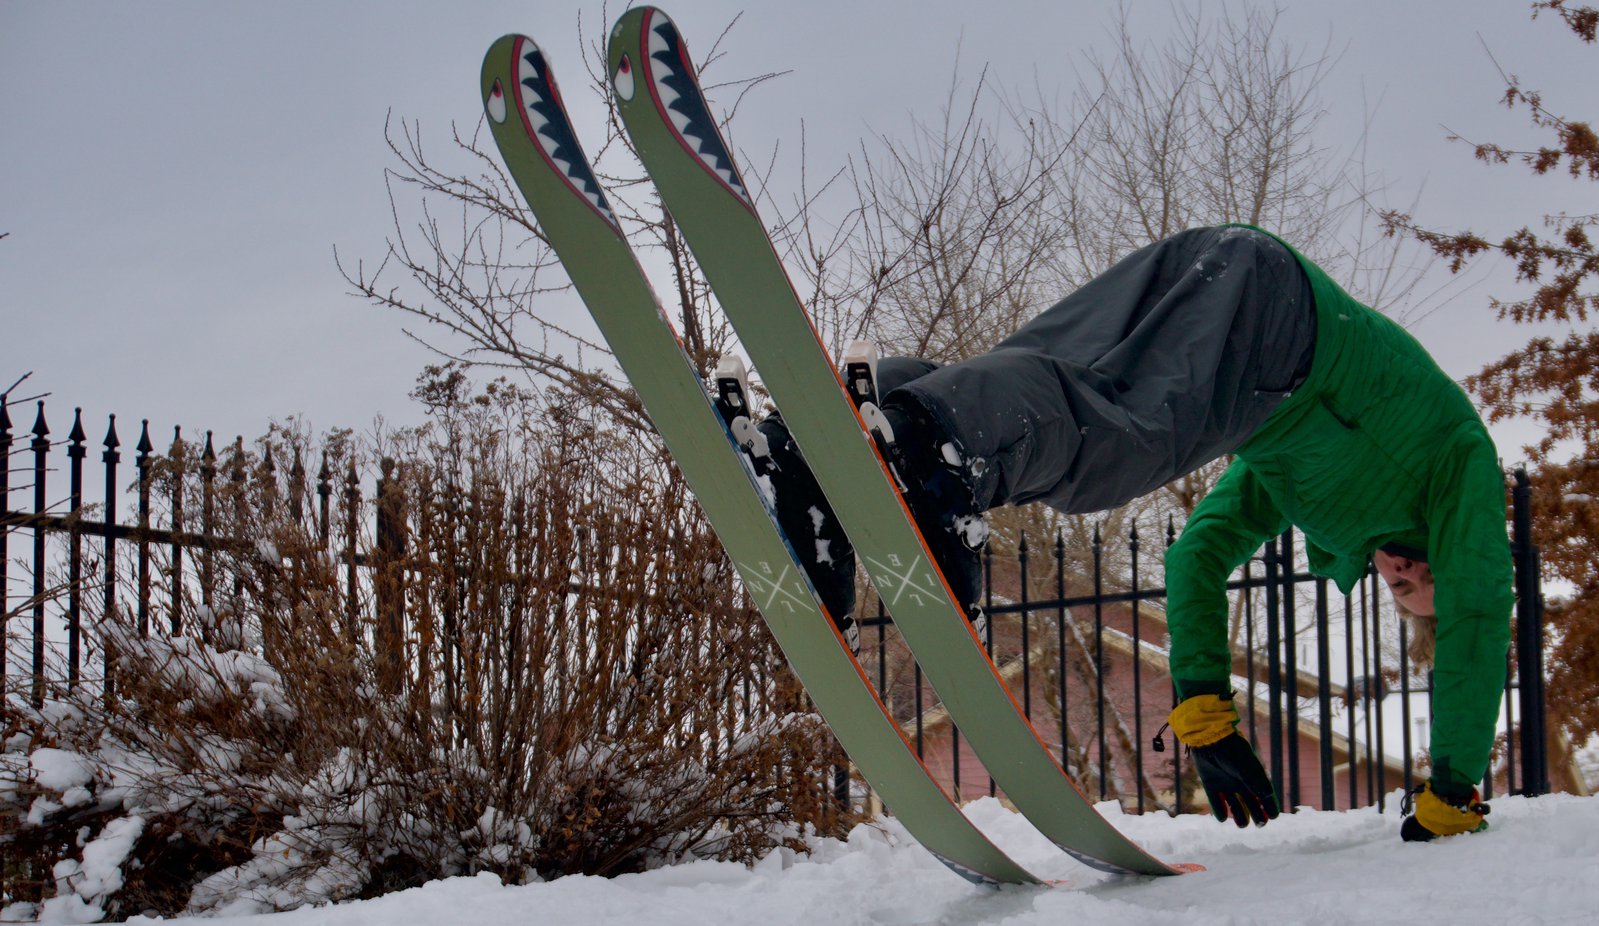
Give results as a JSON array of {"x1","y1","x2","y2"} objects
[{"x1": 2, "y1": 0, "x2": 1590, "y2": 465}]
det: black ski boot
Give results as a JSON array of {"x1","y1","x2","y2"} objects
[
  {"x1": 864, "y1": 398, "x2": 991, "y2": 649},
  {"x1": 714, "y1": 356, "x2": 860, "y2": 654},
  {"x1": 754, "y1": 413, "x2": 860, "y2": 655}
]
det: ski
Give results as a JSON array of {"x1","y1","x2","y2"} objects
[
  {"x1": 607, "y1": 7, "x2": 1187, "y2": 877},
  {"x1": 479, "y1": 33, "x2": 1041, "y2": 886}
]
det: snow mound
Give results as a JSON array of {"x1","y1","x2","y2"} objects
[{"x1": 104, "y1": 791, "x2": 1599, "y2": 926}]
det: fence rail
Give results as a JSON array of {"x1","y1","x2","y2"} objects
[{"x1": 3, "y1": 397, "x2": 1551, "y2": 819}]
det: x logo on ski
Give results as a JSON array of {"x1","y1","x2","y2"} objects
[
  {"x1": 864, "y1": 552, "x2": 942, "y2": 608},
  {"x1": 738, "y1": 560, "x2": 810, "y2": 615}
]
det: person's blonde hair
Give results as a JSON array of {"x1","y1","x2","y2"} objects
[
  {"x1": 1397, "y1": 604, "x2": 1437, "y2": 668},
  {"x1": 1391, "y1": 565, "x2": 1437, "y2": 667}
]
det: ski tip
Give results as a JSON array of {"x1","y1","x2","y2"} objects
[
  {"x1": 482, "y1": 34, "x2": 621, "y2": 233},
  {"x1": 606, "y1": 5, "x2": 756, "y2": 212},
  {"x1": 1042, "y1": 861, "x2": 1202, "y2": 889},
  {"x1": 480, "y1": 36, "x2": 523, "y2": 125},
  {"x1": 480, "y1": 35, "x2": 532, "y2": 125}
]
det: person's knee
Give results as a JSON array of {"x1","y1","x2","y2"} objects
[
  {"x1": 1211, "y1": 226, "x2": 1303, "y2": 293},
  {"x1": 877, "y1": 356, "x2": 942, "y2": 395},
  {"x1": 1212, "y1": 225, "x2": 1287, "y2": 263}
]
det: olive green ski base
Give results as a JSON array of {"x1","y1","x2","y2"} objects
[
  {"x1": 481, "y1": 33, "x2": 1041, "y2": 886},
  {"x1": 607, "y1": 6, "x2": 1185, "y2": 877}
]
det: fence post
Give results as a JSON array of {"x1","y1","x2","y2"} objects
[
  {"x1": 101, "y1": 417, "x2": 120, "y2": 695},
  {"x1": 1370, "y1": 564, "x2": 1389, "y2": 810},
  {"x1": 984, "y1": 538, "x2": 995, "y2": 798},
  {"x1": 1281, "y1": 532, "x2": 1301, "y2": 809},
  {"x1": 1343, "y1": 594, "x2": 1358, "y2": 809},
  {"x1": 67, "y1": 410, "x2": 86, "y2": 689},
  {"x1": 1093, "y1": 523, "x2": 1107, "y2": 801},
  {"x1": 344, "y1": 460, "x2": 360, "y2": 632},
  {"x1": 317, "y1": 452, "x2": 333, "y2": 549},
  {"x1": 1054, "y1": 532, "x2": 1068, "y2": 766},
  {"x1": 230, "y1": 438, "x2": 250, "y2": 653},
  {"x1": 1263, "y1": 536, "x2": 1284, "y2": 803},
  {"x1": 1399, "y1": 617, "x2": 1415, "y2": 794},
  {"x1": 289, "y1": 450, "x2": 306, "y2": 523},
  {"x1": 31, "y1": 403, "x2": 50, "y2": 706},
  {"x1": 375, "y1": 457, "x2": 406, "y2": 698},
  {"x1": 1243, "y1": 556, "x2": 1257, "y2": 744},
  {"x1": 169, "y1": 427, "x2": 185, "y2": 636},
  {"x1": 136, "y1": 421, "x2": 153, "y2": 638},
  {"x1": 1512, "y1": 468, "x2": 1549, "y2": 796},
  {"x1": 875, "y1": 596, "x2": 887, "y2": 701},
  {"x1": 199, "y1": 433, "x2": 217, "y2": 636},
  {"x1": 1166, "y1": 516, "x2": 1183, "y2": 816},
  {"x1": 1018, "y1": 533, "x2": 1031, "y2": 720},
  {"x1": 1315, "y1": 578, "x2": 1333, "y2": 809},
  {"x1": 1, "y1": 401, "x2": 11, "y2": 696},
  {"x1": 1129, "y1": 520, "x2": 1144, "y2": 813}
]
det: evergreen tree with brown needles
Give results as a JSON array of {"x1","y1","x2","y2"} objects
[{"x1": 1382, "y1": 0, "x2": 1599, "y2": 743}]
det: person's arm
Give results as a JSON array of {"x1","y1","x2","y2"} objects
[
  {"x1": 1165, "y1": 461, "x2": 1289, "y2": 699},
  {"x1": 1424, "y1": 428, "x2": 1514, "y2": 799},
  {"x1": 1164, "y1": 461, "x2": 1288, "y2": 827}
]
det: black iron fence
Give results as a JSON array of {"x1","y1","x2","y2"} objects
[
  {"x1": 4, "y1": 396, "x2": 1551, "y2": 817},
  {"x1": 1, "y1": 401, "x2": 377, "y2": 704}
]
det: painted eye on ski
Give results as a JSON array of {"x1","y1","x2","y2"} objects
[
  {"x1": 613, "y1": 54, "x2": 635, "y2": 101},
  {"x1": 486, "y1": 79, "x2": 507, "y2": 123}
]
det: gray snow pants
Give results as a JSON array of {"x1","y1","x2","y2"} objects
[{"x1": 878, "y1": 226, "x2": 1317, "y2": 514}]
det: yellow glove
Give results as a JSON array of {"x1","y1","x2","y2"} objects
[
  {"x1": 1401, "y1": 782, "x2": 1490, "y2": 841},
  {"x1": 1164, "y1": 694, "x2": 1280, "y2": 827},
  {"x1": 1167, "y1": 693, "x2": 1238, "y2": 747}
]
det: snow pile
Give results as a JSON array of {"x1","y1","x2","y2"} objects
[
  {"x1": 104, "y1": 791, "x2": 1599, "y2": 926},
  {"x1": 44, "y1": 816, "x2": 147, "y2": 924},
  {"x1": 11, "y1": 639, "x2": 1595, "y2": 926},
  {"x1": 1, "y1": 624, "x2": 301, "y2": 923},
  {"x1": 3, "y1": 622, "x2": 831, "y2": 923}
]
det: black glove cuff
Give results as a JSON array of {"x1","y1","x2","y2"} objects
[
  {"x1": 1172, "y1": 677, "x2": 1231, "y2": 701},
  {"x1": 1428, "y1": 778, "x2": 1477, "y2": 806}
]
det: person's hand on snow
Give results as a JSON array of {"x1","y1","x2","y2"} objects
[{"x1": 1166, "y1": 692, "x2": 1281, "y2": 828}]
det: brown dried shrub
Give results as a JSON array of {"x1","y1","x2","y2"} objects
[{"x1": 2, "y1": 375, "x2": 850, "y2": 918}]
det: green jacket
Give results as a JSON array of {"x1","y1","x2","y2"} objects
[{"x1": 1165, "y1": 229, "x2": 1514, "y2": 797}]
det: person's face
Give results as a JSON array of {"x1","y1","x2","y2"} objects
[{"x1": 1373, "y1": 550, "x2": 1436, "y2": 617}]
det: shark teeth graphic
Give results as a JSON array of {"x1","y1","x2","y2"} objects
[
  {"x1": 512, "y1": 37, "x2": 619, "y2": 230},
  {"x1": 640, "y1": 9, "x2": 754, "y2": 210}
]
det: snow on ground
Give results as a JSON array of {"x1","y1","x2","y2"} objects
[{"x1": 119, "y1": 792, "x2": 1597, "y2": 926}]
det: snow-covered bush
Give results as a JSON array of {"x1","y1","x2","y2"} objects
[{"x1": 1, "y1": 376, "x2": 849, "y2": 921}]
